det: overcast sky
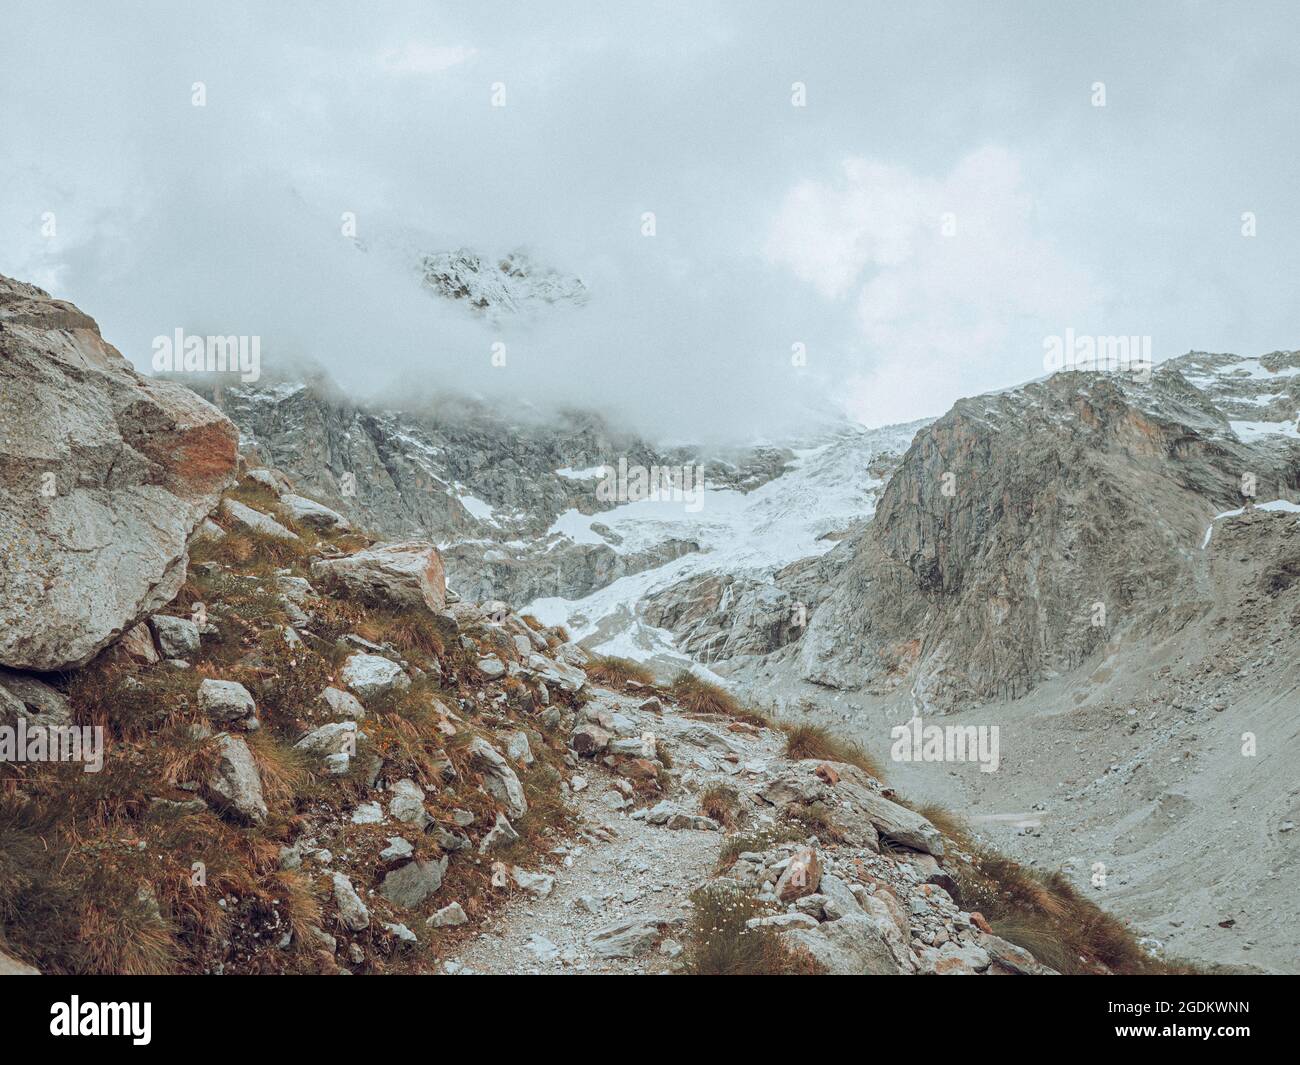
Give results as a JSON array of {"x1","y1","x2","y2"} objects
[{"x1": 3, "y1": 1, "x2": 1298, "y2": 440}]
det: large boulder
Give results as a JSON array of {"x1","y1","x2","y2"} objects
[
  {"x1": 0, "y1": 276, "x2": 238, "y2": 671},
  {"x1": 311, "y1": 541, "x2": 446, "y2": 612}
]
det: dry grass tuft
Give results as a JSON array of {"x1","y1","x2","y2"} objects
[
  {"x1": 668, "y1": 671, "x2": 769, "y2": 727},
  {"x1": 783, "y1": 723, "x2": 883, "y2": 780},
  {"x1": 584, "y1": 655, "x2": 656, "y2": 689},
  {"x1": 699, "y1": 784, "x2": 741, "y2": 828},
  {"x1": 681, "y1": 884, "x2": 822, "y2": 975}
]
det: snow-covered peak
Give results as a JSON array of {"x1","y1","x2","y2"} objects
[{"x1": 418, "y1": 248, "x2": 588, "y2": 317}]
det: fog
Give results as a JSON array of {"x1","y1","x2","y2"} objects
[{"x1": 3, "y1": 1, "x2": 1298, "y2": 441}]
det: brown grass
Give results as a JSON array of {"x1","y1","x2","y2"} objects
[
  {"x1": 783, "y1": 723, "x2": 883, "y2": 779},
  {"x1": 699, "y1": 784, "x2": 741, "y2": 828},
  {"x1": 668, "y1": 671, "x2": 769, "y2": 727},
  {"x1": 584, "y1": 654, "x2": 656, "y2": 689},
  {"x1": 681, "y1": 884, "x2": 822, "y2": 975}
]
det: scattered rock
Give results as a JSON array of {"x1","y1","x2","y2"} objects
[
  {"x1": 148, "y1": 615, "x2": 201, "y2": 660},
  {"x1": 428, "y1": 902, "x2": 469, "y2": 928},
  {"x1": 311, "y1": 541, "x2": 446, "y2": 612},
  {"x1": 198, "y1": 678, "x2": 258, "y2": 728},
  {"x1": 332, "y1": 873, "x2": 370, "y2": 931},
  {"x1": 205, "y1": 734, "x2": 268, "y2": 824},
  {"x1": 221, "y1": 498, "x2": 298, "y2": 541},
  {"x1": 340, "y1": 653, "x2": 409, "y2": 699}
]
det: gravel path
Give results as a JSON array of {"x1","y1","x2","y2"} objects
[{"x1": 443, "y1": 690, "x2": 785, "y2": 974}]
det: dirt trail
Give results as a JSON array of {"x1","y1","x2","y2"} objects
[{"x1": 443, "y1": 689, "x2": 785, "y2": 974}]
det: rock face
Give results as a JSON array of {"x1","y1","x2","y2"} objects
[
  {"x1": 312, "y1": 541, "x2": 446, "y2": 612},
  {"x1": 798, "y1": 364, "x2": 1300, "y2": 709},
  {"x1": 0, "y1": 275, "x2": 238, "y2": 670}
]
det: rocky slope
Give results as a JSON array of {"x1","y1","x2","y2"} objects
[
  {"x1": 795, "y1": 358, "x2": 1300, "y2": 710},
  {"x1": 0, "y1": 437, "x2": 1081, "y2": 977}
]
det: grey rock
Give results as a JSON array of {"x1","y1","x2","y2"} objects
[
  {"x1": 320, "y1": 686, "x2": 366, "y2": 720},
  {"x1": 380, "y1": 857, "x2": 448, "y2": 908},
  {"x1": 468, "y1": 736, "x2": 528, "y2": 819},
  {"x1": 428, "y1": 902, "x2": 469, "y2": 928},
  {"x1": 587, "y1": 915, "x2": 663, "y2": 959},
  {"x1": 221, "y1": 498, "x2": 298, "y2": 541},
  {"x1": 340, "y1": 653, "x2": 409, "y2": 699},
  {"x1": 280, "y1": 493, "x2": 351, "y2": 530},
  {"x1": 148, "y1": 615, "x2": 201, "y2": 659},
  {"x1": 198, "y1": 678, "x2": 258, "y2": 727},
  {"x1": 781, "y1": 913, "x2": 901, "y2": 975},
  {"x1": 332, "y1": 873, "x2": 370, "y2": 931},
  {"x1": 311, "y1": 541, "x2": 446, "y2": 612},
  {"x1": 205, "y1": 734, "x2": 268, "y2": 824},
  {"x1": 0, "y1": 275, "x2": 238, "y2": 671}
]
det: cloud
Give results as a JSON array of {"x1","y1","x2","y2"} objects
[{"x1": 766, "y1": 146, "x2": 1101, "y2": 424}]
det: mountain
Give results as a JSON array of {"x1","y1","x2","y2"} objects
[{"x1": 796, "y1": 356, "x2": 1300, "y2": 710}]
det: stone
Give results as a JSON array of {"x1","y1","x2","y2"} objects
[
  {"x1": 350, "y1": 802, "x2": 384, "y2": 824},
  {"x1": 571, "y1": 723, "x2": 611, "y2": 757},
  {"x1": 221, "y1": 498, "x2": 298, "y2": 541},
  {"x1": 818, "y1": 874, "x2": 863, "y2": 920},
  {"x1": 468, "y1": 736, "x2": 528, "y2": 819},
  {"x1": 198, "y1": 678, "x2": 258, "y2": 727},
  {"x1": 320, "y1": 686, "x2": 366, "y2": 720},
  {"x1": 775, "y1": 848, "x2": 822, "y2": 901},
  {"x1": 587, "y1": 915, "x2": 663, "y2": 959},
  {"x1": 479, "y1": 812, "x2": 520, "y2": 853},
  {"x1": 781, "y1": 913, "x2": 900, "y2": 975},
  {"x1": 148, "y1": 615, "x2": 201, "y2": 659},
  {"x1": 385, "y1": 922, "x2": 418, "y2": 944},
  {"x1": 380, "y1": 857, "x2": 448, "y2": 908},
  {"x1": 340, "y1": 653, "x2": 409, "y2": 699},
  {"x1": 666, "y1": 812, "x2": 721, "y2": 831},
  {"x1": 525, "y1": 653, "x2": 586, "y2": 692},
  {"x1": 428, "y1": 902, "x2": 469, "y2": 928},
  {"x1": 644, "y1": 800, "x2": 679, "y2": 825},
  {"x1": 245, "y1": 468, "x2": 285, "y2": 494},
  {"x1": 311, "y1": 541, "x2": 446, "y2": 612},
  {"x1": 387, "y1": 778, "x2": 429, "y2": 826},
  {"x1": 504, "y1": 729, "x2": 534, "y2": 765},
  {"x1": 193, "y1": 518, "x2": 226, "y2": 543},
  {"x1": 929, "y1": 940, "x2": 991, "y2": 975},
  {"x1": 119, "y1": 623, "x2": 160, "y2": 664},
  {"x1": 747, "y1": 912, "x2": 820, "y2": 930},
  {"x1": 524, "y1": 934, "x2": 560, "y2": 963},
  {"x1": 977, "y1": 932, "x2": 1054, "y2": 975},
  {"x1": 280, "y1": 493, "x2": 351, "y2": 530},
  {"x1": 0, "y1": 670, "x2": 73, "y2": 727},
  {"x1": 205, "y1": 734, "x2": 268, "y2": 824},
  {"x1": 0, "y1": 276, "x2": 238, "y2": 672},
  {"x1": 510, "y1": 867, "x2": 555, "y2": 898},
  {"x1": 0, "y1": 947, "x2": 39, "y2": 975},
  {"x1": 332, "y1": 873, "x2": 370, "y2": 931},
  {"x1": 379, "y1": 837, "x2": 414, "y2": 861},
  {"x1": 295, "y1": 721, "x2": 357, "y2": 757}
]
